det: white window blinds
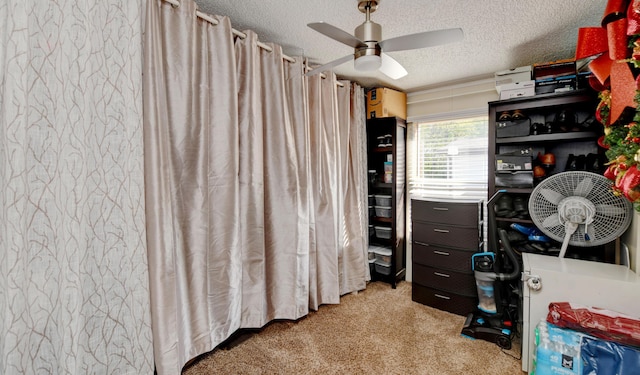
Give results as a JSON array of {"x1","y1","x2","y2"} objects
[{"x1": 408, "y1": 114, "x2": 488, "y2": 201}]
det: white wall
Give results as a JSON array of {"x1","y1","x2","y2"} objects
[{"x1": 407, "y1": 78, "x2": 499, "y2": 119}]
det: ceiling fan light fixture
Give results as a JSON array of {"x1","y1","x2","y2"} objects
[{"x1": 354, "y1": 54, "x2": 381, "y2": 71}]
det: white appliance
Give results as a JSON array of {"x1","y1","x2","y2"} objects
[{"x1": 521, "y1": 252, "x2": 640, "y2": 373}]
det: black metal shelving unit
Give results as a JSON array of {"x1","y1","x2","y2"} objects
[
  {"x1": 488, "y1": 89, "x2": 615, "y2": 261},
  {"x1": 367, "y1": 116, "x2": 406, "y2": 288}
]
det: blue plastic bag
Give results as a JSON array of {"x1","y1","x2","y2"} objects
[{"x1": 581, "y1": 336, "x2": 640, "y2": 375}]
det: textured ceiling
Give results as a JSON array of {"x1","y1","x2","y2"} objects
[{"x1": 193, "y1": 0, "x2": 607, "y2": 93}]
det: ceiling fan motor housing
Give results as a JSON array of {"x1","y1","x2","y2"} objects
[
  {"x1": 355, "y1": 19, "x2": 381, "y2": 43},
  {"x1": 354, "y1": 6, "x2": 382, "y2": 66},
  {"x1": 355, "y1": 0, "x2": 381, "y2": 44}
]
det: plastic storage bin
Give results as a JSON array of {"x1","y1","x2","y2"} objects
[
  {"x1": 374, "y1": 259, "x2": 391, "y2": 275},
  {"x1": 367, "y1": 247, "x2": 377, "y2": 260},
  {"x1": 374, "y1": 226, "x2": 392, "y2": 239},
  {"x1": 374, "y1": 247, "x2": 392, "y2": 264},
  {"x1": 374, "y1": 206, "x2": 392, "y2": 218},
  {"x1": 374, "y1": 194, "x2": 392, "y2": 206}
]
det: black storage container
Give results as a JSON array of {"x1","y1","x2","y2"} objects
[
  {"x1": 496, "y1": 118, "x2": 531, "y2": 138},
  {"x1": 495, "y1": 170, "x2": 534, "y2": 188}
]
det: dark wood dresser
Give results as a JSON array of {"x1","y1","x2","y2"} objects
[{"x1": 411, "y1": 199, "x2": 483, "y2": 315}]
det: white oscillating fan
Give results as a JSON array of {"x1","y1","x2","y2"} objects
[{"x1": 528, "y1": 171, "x2": 633, "y2": 258}]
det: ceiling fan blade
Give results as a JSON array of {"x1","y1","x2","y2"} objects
[
  {"x1": 305, "y1": 54, "x2": 353, "y2": 76},
  {"x1": 573, "y1": 177, "x2": 593, "y2": 197},
  {"x1": 380, "y1": 28, "x2": 464, "y2": 53},
  {"x1": 540, "y1": 188, "x2": 565, "y2": 205},
  {"x1": 379, "y1": 53, "x2": 408, "y2": 79},
  {"x1": 307, "y1": 22, "x2": 367, "y2": 49}
]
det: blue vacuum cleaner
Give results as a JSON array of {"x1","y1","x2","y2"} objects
[{"x1": 461, "y1": 191, "x2": 521, "y2": 349}]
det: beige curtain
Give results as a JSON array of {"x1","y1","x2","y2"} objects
[
  {"x1": 235, "y1": 31, "x2": 310, "y2": 326},
  {"x1": 143, "y1": 0, "x2": 369, "y2": 373},
  {"x1": 307, "y1": 73, "x2": 345, "y2": 309},
  {"x1": 143, "y1": 1, "x2": 241, "y2": 373},
  {"x1": 338, "y1": 82, "x2": 370, "y2": 293},
  {"x1": 0, "y1": 1, "x2": 154, "y2": 374},
  {"x1": 284, "y1": 53, "x2": 313, "y2": 317}
]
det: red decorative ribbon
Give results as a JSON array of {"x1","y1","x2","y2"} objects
[
  {"x1": 627, "y1": 0, "x2": 640, "y2": 34},
  {"x1": 617, "y1": 165, "x2": 640, "y2": 201},
  {"x1": 575, "y1": 0, "x2": 636, "y2": 124}
]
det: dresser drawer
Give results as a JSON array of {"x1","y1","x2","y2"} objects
[
  {"x1": 412, "y1": 221, "x2": 479, "y2": 250},
  {"x1": 412, "y1": 242, "x2": 475, "y2": 273},
  {"x1": 412, "y1": 283, "x2": 477, "y2": 316},
  {"x1": 412, "y1": 263, "x2": 476, "y2": 296},
  {"x1": 411, "y1": 199, "x2": 480, "y2": 227}
]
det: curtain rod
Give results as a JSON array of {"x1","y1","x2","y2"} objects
[
  {"x1": 162, "y1": 0, "x2": 294, "y2": 62},
  {"x1": 160, "y1": 0, "x2": 344, "y2": 87}
]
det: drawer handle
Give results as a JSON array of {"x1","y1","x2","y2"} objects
[
  {"x1": 433, "y1": 250, "x2": 449, "y2": 256},
  {"x1": 434, "y1": 294, "x2": 451, "y2": 300},
  {"x1": 433, "y1": 229, "x2": 449, "y2": 233},
  {"x1": 434, "y1": 272, "x2": 450, "y2": 278},
  {"x1": 433, "y1": 207, "x2": 449, "y2": 211}
]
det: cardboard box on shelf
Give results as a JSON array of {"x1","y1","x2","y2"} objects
[
  {"x1": 367, "y1": 87, "x2": 407, "y2": 120},
  {"x1": 496, "y1": 118, "x2": 531, "y2": 138},
  {"x1": 577, "y1": 71, "x2": 594, "y2": 90},
  {"x1": 533, "y1": 59, "x2": 576, "y2": 81},
  {"x1": 575, "y1": 57, "x2": 595, "y2": 90},
  {"x1": 513, "y1": 59, "x2": 581, "y2": 95},
  {"x1": 496, "y1": 155, "x2": 533, "y2": 171},
  {"x1": 535, "y1": 76, "x2": 576, "y2": 95},
  {"x1": 499, "y1": 80, "x2": 535, "y2": 100},
  {"x1": 495, "y1": 170, "x2": 533, "y2": 188},
  {"x1": 495, "y1": 66, "x2": 532, "y2": 94}
]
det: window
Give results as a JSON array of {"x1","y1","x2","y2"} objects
[{"x1": 408, "y1": 114, "x2": 488, "y2": 200}]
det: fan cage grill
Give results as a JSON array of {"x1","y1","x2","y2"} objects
[{"x1": 528, "y1": 171, "x2": 633, "y2": 247}]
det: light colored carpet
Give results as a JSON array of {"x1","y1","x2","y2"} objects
[{"x1": 183, "y1": 281, "x2": 523, "y2": 374}]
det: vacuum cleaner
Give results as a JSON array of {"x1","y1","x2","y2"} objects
[
  {"x1": 461, "y1": 191, "x2": 521, "y2": 349},
  {"x1": 461, "y1": 228, "x2": 521, "y2": 349}
]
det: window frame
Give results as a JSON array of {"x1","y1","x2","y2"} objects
[{"x1": 408, "y1": 109, "x2": 489, "y2": 201}]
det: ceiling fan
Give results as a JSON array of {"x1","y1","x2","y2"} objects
[{"x1": 306, "y1": 0, "x2": 464, "y2": 79}]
